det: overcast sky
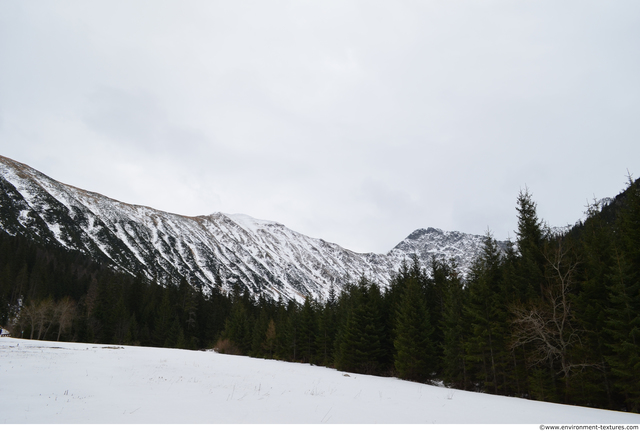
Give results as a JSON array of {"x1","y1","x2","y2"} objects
[{"x1": 1, "y1": 1, "x2": 639, "y2": 253}]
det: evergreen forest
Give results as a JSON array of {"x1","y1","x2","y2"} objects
[{"x1": 1, "y1": 177, "x2": 639, "y2": 413}]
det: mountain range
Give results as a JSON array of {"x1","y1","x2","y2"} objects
[{"x1": 0, "y1": 155, "x2": 502, "y2": 302}]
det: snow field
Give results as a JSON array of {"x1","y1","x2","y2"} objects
[{"x1": 1, "y1": 337, "x2": 639, "y2": 424}]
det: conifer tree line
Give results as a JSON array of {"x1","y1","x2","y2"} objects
[{"x1": 1, "y1": 177, "x2": 639, "y2": 413}]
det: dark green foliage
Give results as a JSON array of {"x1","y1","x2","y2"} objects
[
  {"x1": 0, "y1": 229, "x2": 236, "y2": 349},
  {"x1": 603, "y1": 179, "x2": 640, "y2": 411},
  {"x1": 604, "y1": 247, "x2": 640, "y2": 411},
  {"x1": 514, "y1": 188, "x2": 547, "y2": 301},
  {"x1": 250, "y1": 308, "x2": 270, "y2": 357},
  {"x1": 222, "y1": 298, "x2": 253, "y2": 354},
  {"x1": 440, "y1": 260, "x2": 469, "y2": 389},
  {"x1": 298, "y1": 297, "x2": 317, "y2": 363},
  {"x1": 464, "y1": 233, "x2": 510, "y2": 395},
  {"x1": 315, "y1": 287, "x2": 337, "y2": 366},
  {"x1": 3, "y1": 177, "x2": 640, "y2": 414},
  {"x1": 393, "y1": 270, "x2": 435, "y2": 382},
  {"x1": 334, "y1": 278, "x2": 386, "y2": 375},
  {"x1": 425, "y1": 258, "x2": 447, "y2": 369}
]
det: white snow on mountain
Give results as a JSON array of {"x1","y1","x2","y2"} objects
[{"x1": 0, "y1": 155, "x2": 499, "y2": 302}]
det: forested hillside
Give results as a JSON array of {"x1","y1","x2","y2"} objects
[
  {"x1": 1, "y1": 154, "x2": 499, "y2": 302},
  {"x1": 1, "y1": 177, "x2": 639, "y2": 413}
]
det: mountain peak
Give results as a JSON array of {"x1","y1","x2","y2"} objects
[
  {"x1": 222, "y1": 213, "x2": 282, "y2": 233},
  {"x1": 0, "y1": 154, "x2": 492, "y2": 301}
]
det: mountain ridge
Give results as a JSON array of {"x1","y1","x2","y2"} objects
[{"x1": 0, "y1": 154, "x2": 499, "y2": 302}]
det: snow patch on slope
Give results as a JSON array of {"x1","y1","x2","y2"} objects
[
  {"x1": 224, "y1": 213, "x2": 278, "y2": 234},
  {"x1": 0, "y1": 155, "x2": 498, "y2": 302}
]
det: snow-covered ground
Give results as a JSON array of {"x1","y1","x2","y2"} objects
[{"x1": 1, "y1": 337, "x2": 638, "y2": 424}]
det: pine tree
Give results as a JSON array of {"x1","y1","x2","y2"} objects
[
  {"x1": 604, "y1": 178, "x2": 640, "y2": 412},
  {"x1": 515, "y1": 188, "x2": 547, "y2": 301},
  {"x1": 572, "y1": 199, "x2": 616, "y2": 407},
  {"x1": 152, "y1": 285, "x2": 174, "y2": 347},
  {"x1": 335, "y1": 278, "x2": 385, "y2": 375},
  {"x1": 426, "y1": 257, "x2": 447, "y2": 370},
  {"x1": 92, "y1": 277, "x2": 117, "y2": 344},
  {"x1": 264, "y1": 318, "x2": 277, "y2": 358},
  {"x1": 440, "y1": 260, "x2": 469, "y2": 389},
  {"x1": 123, "y1": 313, "x2": 139, "y2": 345},
  {"x1": 605, "y1": 246, "x2": 640, "y2": 411},
  {"x1": 165, "y1": 317, "x2": 182, "y2": 348},
  {"x1": 223, "y1": 298, "x2": 253, "y2": 355},
  {"x1": 498, "y1": 239, "x2": 529, "y2": 396},
  {"x1": 464, "y1": 233, "x2": 509, "y2": 395},
  {"x1": 298, "y1": 296, "x2": 317, "y2": 363},
  {"x1": 250, "y1": 308, "x2": 269, "y2": 357},
  {"x1": 316, "y1": 288, "x2": 337, "y2": 366},
  {"x1": 111, "y1": 293, "x2": 128, "y2": 345},
  {"x1": 394, "y1": 271, "x2": 435, "y2": 382}
]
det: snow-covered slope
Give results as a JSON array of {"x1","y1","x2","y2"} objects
[
  {"x1": 389, "y1": 227, "x2": 506, "y2": 277},
  {"x1": 1, "y1": 337, "x2": 638, "y2": 424},
  {"x1": 0, "y1": 155, "x2": 496, "y2": 301}
]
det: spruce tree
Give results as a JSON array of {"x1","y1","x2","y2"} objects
[
  {"x1": 514, "y1": 188, "x2": 547, "y2": 301},
  {"x1": 152, "y1": 285, "x2": 174, "y2": 347},
  {"x1": 572, "y1": 199, "x2": 616, "y2": 407},
  {"x1": 498, "y1": 239, "x2": 529, "y2": 396},
  {"x1": 426, "y1": 257, "x2": 447, "y2": 368},
  {"x1": 604, "y1": 179, "x2": 640, "y2": 411},
  {"x1": 394, "y1": 270, "x2": 435, "y2": 382},
  {"x1": 440, "y1": 260, "x2": 469, "y2": 389},
  {"x1": 298, "y1": 296, "x2": 317, "y2": 363},
  {"x1": 335, "y1": 278, "x2": 385, "y2": 375},
  {"x1": 464, "y1": 233, "x2": 509, "y2": 395},
  {"x1": 316, "y1": 288, "x2": 337, "y2": 366},
  {"x1": 223, "y1": 298, "x2": 253, "y2": 355},
  {"x1": 250, "y1": 308, "x2": 270, "y2": 357},
  {"x1": 605, "y1": 247, "x2": 640, "y2": 411}
]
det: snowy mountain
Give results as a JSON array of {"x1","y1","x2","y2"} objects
[
  {"x1": 0, "y1": 155, "x2": 499, "y2": 302},
  {"x1": 388, "y1": 227, "x2": 506, "y2": 277}
]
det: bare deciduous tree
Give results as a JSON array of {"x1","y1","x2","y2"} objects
[
  {"x1": 22, "y1": 302, "x2": 41, "y2": 339},
  {"x1": 510, "y1": 236, "x2": 591, "y2": 391},
  {"x1": 20, "y1": 299, "x2": 53, "y2": 339},
  {"x1": 55, "y1": 297, "x2": 76, "y2": 341},
  {"x1": 19, "y1": 298, "x2": 76, "y2": 341}
]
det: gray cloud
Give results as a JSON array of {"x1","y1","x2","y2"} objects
[{"x1": 1, "y1": 1, "x2": 639, "y2": 253}]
